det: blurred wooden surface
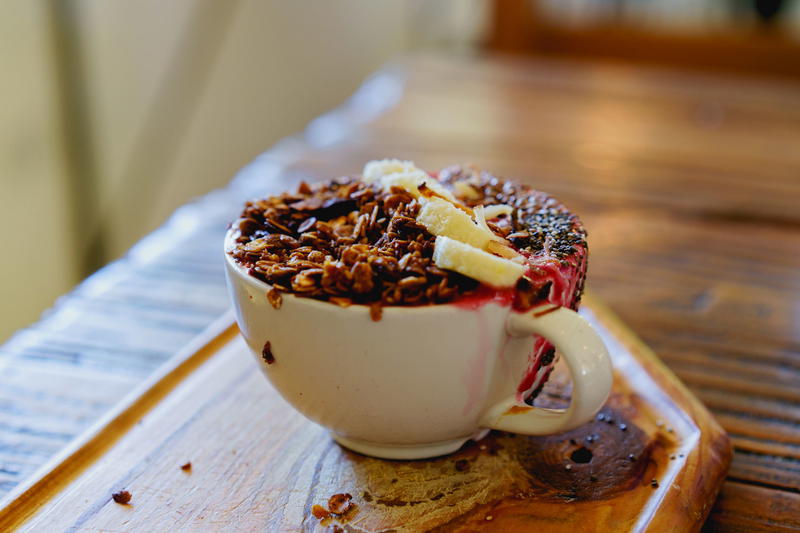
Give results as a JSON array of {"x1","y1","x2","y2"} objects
[
  {"x1": 489, "y1": 0, "x2": 800, "y2": 78},
  {"x1": 0, "y1": 54, "x2": 798, "y2": 531},
  {"x1": 0, "y1": 300, "x2": 732, "y2": 532}
]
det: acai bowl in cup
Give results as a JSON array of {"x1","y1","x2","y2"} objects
[{"x1": 224, "y1": 160, "x2": 612, "y2": 460}]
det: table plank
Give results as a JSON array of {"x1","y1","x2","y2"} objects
[{"x1": 705, "y1": 481, "x2": 800, "y2": 532}]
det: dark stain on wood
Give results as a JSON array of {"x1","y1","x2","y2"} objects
[
  {"x1": 513, "y1": 406, "x2": 653, "y2": 502},
  {"x1": 570, "y1": 447, "x2": 593, "y2": 463}
]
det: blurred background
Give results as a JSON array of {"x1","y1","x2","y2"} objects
[{"x1": 2, "y1": 0, "x2": 800, "y2": 343}]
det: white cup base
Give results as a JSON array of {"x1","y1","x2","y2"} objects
[{"x1": 332, "y1": 434, "x2": 472, "y2": 460}]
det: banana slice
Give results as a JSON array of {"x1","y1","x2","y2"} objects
[
  {"x1": 363, "y1": 160, "x2": 456, "y2": 202},
  {"x1": 362, "y1": 160, "x2": 525, "y2": 288},
  {"x1": 363, "y1": 159, "x2": 417, "y2": 182},
  {"x1": 432, "y1": 236, "x2": 524, "y2": 288},
  {"x1": 381, "y1": 171, "x2": 453, "y2": 200},
  {"x1": 453, "y1": 180, "x2": 482, "y2": 201},
  {"x1": 418, "y1": 199, "x2": 495, "y2": 249}
]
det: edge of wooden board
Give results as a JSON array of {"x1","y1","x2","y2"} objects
[
  {"x1": 582, "y1": 293, "x2": 732, "y2": 532},
  {"x1": 0, "y1": 312, "x2": 238, "y2": 531},
  {"x1": 0, "y1": 297, "x2": 731, "y2": 532}
]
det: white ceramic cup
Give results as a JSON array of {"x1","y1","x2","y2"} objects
[{"x1": 224, "y1": 232, "x2": 612, "y2": 460}]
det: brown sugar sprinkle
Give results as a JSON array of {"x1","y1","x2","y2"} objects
[
  {"x1": 327, "y1": 493, "x2": 354, "y2": 515},
  {"x1": 229, "y1": 167, "x2": 587, "y2": 315},
  {"x1": 180, "y1": 462, "x2": 192, "y2": 471},
  {"x1": 111, "y1": 490, "x2": 132, "y2": 505}
]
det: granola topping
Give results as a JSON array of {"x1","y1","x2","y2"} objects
[{"x1": 229, "y1": 162, "x2": 587, "y2": 318}]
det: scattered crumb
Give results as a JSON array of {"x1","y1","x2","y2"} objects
[
  {"x1": 312, "y1": 493, "x2": 358, "y2": 527},
  {"x1": 618, "y1": 423, "x2": 627, "y2": 431},
  {"x1": 266, "y1": 288, "x2": 282, "y2": 310},
  {"x1": 298, "y1": 181, "x2": 312, "y2": 195},
  {"x1": 627, "y1": 454, "x2": 637, "y2": 462},
  {"x1": 565, "y1": 464, "x2": 572, "y2": 471},
  {"x1": 327, "y1": 493, "x2": 353, "y2": 515},
  {"x1": 112, "y1": 490, "x2": 132, "y2": 505},
  {"x1": 485, "y1": 515, "x2": 494, "y2": 521},
  {"x1": 262, "y1": 341, "x2": 275, "y2": 364},
  {"x1": 454, "y1": 459, "x2": 470, "y2": 472},
  {"x1": 181, "y1": 462, "x2": 192, "y2": 471},
  {"x1": 311, "y1": 504, "x2": 330, "y2": 520},
  {"x1": 651, "y1": 479, "x2": 659, "y2": 488},
  {"x1": 369, "y1": 302, "x2": 382, "y2": 322}
]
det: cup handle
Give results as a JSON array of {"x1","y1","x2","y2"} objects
[{"x1": 480, "y1": 304, "x2": 613, "y2": 435}]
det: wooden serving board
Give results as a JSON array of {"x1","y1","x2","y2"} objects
[{"x1": 0, "y1": 295, "x2": 730, "y2": 532}]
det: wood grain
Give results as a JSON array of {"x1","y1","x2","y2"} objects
[
  {"x1": 0, "y1": 296, "x2": 731, "y2": 532},
  {"x1": 1, "y1": 55, "x2": 797, "y2": 530}
]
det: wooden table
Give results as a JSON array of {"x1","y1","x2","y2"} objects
[{"x1": 1, "y1": 55, "x2": 798, "y2": 531}]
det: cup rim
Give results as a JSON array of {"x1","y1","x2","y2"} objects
[{"x1": 224, "y1": 227, "x2": 509, "y2": 316}]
